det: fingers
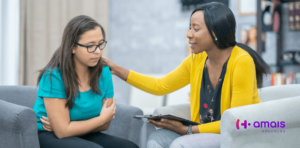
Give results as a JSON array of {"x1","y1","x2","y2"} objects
[
  {"x1": 40, "y1": 116, "x2": 53, "y2": 131},
  {"x1": 40, "y1": 117, "x2": 51, "y2": 126},
  {"x1": 161, "y1": 118, "x2": 171, "y2": 124},
  {"x1": 102, "y1": 56, "x2": 110, "y2": 63},
  {"x1": 149, "y1": 120, "x2": 165, "y2": 128},
  {"x1": 43, "y1": 125, "x2": 52, "y2": 132},
  {"x1": 42, "y1": 116, "x2": 49, "y2": 121}
]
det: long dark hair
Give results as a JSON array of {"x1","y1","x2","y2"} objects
[
  {"x1": 37, "y1": 15, "x2": 106, "y2": 109},
  {"x1": 191, "y1": 2, "x2": 270, "y2": 86}
]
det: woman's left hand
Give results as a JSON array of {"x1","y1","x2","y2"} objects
[
  {"x1": 40, "y1": 116, "x2": 53, "y2": 132},
  {"x1": 148, "y1": 118, "x2": 188, "y2": 135}
]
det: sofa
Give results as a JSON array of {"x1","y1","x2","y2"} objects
[
  {"x1": 154, "y1": 84, "x2": 300, "y2": 148},
  {"x1": 0, "y1": 85, "x2": 144, "y2": 148}
]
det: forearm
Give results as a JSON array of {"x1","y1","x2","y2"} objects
[
  {"x1": 56, "y1": 116, "x2": 107, "y2": 139},
  {"x1": 114, "y1": 64, "x2": 130, "y2": 81},
  {"x1": 172, "y1": 125, "x2": 199, "y2": 135},
  {"x1": 92, "y1": 98, "x2": 114, "y2": 133},
  {"x1": 92, "y1": 121, "x2": 111, "y2": 132}
]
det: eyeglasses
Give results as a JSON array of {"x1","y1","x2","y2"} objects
[{"x1": 75, "y1": 40, "x2": 107, "y2": 53}]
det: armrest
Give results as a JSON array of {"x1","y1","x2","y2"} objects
[
  {"x1": 103, "y1": 103, "x2": 144, "y2": 147},
  {"x1": 221, "y1": 96, "x2": 300, "y2": 148},
  {"x1": 154, "y1": 103, "x2": 191, "y2": 120},
  {"x1": 0, "y1": 100, "x2": 39, "y2": 148}
]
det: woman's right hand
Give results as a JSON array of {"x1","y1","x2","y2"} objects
[
  {"x1": 99, "y1": 99, "x2": 116, "y2": 123},
  {"x1": 102, "y1": 56, "x2": 130, "y2": 81},
  {"x1": 102, "y1": 56, "x2": 117, "y2": 75}
]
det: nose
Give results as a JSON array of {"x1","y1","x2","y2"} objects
[
  {"x1": 94, "y1": 46, "x2": 101, "y2": 54},
  {"x1": 186, "y1": 29, "x2": 193, "y2": 39}
]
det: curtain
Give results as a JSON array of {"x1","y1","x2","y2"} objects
[
  {"x1": 19, "y1": 0, "x2": 109, "y2": 86},
  {"x1": 0, "y1": 0, "x2": 20, "y2": 85}
]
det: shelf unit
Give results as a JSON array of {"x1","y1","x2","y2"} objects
[{"x1": 256, "y1": 0, "x2": 300, "y2": 73}]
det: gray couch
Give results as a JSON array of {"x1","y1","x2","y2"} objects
[
  {"x1": 0, "y1": 86, "x2": 144, "y2": 148},
  {"x1": 154, "y1": 84, "x2": 300, "y2": 148}
]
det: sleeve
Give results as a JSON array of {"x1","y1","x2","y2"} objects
[
  {"x1": 198, "y1": 121, "x2": 220, "y2": 134},
  {"x1": 103, "y1": 66, "x2": 114, "y2": 99},
  {"x1": 197, "y1": 55, "x2": 256, "y2": 134},
  {"x1": 37, "y1": 69, "x2": 67, "y2": 99},
  {"x1": 230, "y1": 55, "x2": 256, "y2": 107},
  {"x1": 126, "y1": 55, "x2": 192, "y2": 96}
]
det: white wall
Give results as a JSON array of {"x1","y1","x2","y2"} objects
[{"x1": 0, "y1": 0, "x2": 20, "y2": 85}]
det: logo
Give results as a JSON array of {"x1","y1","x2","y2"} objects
[{"x1": 236, "y1": 119, "x2": 286, "y2": 133}]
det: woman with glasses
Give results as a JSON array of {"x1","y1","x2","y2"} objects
[
  {"x1": 103, "y1": 2, "x2": 270, "y2": 148},
  {"x1": 33, "y1": 15, "x2": 138, "y2": 148}
]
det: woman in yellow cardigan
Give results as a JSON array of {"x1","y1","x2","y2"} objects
[{"x1": 104, "y1": 2, "x2": 269, "y2": 148}]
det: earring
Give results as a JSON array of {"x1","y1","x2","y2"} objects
[
  {"x1": 72, "y1": 52, "x2": 75, "y2": 54},
  {"x1": 215, "y1": 38, "x2": 218, "y2": 41}
]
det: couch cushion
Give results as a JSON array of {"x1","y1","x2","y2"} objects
[
  {"x1": 258, "y1": 84, "x2": 300, "y2": 102},
  {"x1": 0, "y1": 86, "x2": 38, "y2": 109}
]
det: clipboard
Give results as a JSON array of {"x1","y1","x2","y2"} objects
[{"x1": 134, "y1": 114, "x2": 201, "y2": 126}]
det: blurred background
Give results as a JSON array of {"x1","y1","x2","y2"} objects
[{"x1": 0, "y1": 0, "x2": 300, "y2": 114}]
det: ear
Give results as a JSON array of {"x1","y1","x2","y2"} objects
[
  {"x1": 72, "y1": 47, "x2": 76, "y2": 54},
  {"x1": 212, "y1": 31, "x2": 217, "y2": 41}
]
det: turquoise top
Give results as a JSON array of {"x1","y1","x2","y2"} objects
[{"x1": 33, "y1": 66, "x2": 114, "y2": 131}]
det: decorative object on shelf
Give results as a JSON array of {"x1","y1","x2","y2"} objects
[
  {"x1": 238, "y1": 0, "x2": 257, "y2": 16},
  {"x1": 262, "y1": 5, "x2": 273, "y2": 32},
  {"x1": 239, "y1": 24, "x2": 257, "y2": 51},
  {"x1": 280, "y1": 51, "x2": 300, "y2": 65},
  {"x1": 261, "y1": 0, "x2": 283, "y2": 32},
  {"x1": 288, "y1": 2, "x2": 295, "y2": 30},
  {"x1": 286, "y1": 0, "x2": 300, "y2": 30},
  {"x1": 273, "y1": 4, "x2": 282, "y2": 32},
  {"x1": 270, "y1": 72, "x2": 300, "y2": 86},
  {"x1": 239, "y1": 24, "x2": 266, "y2": 52},
  {"x1": 295, "y1": 1, "x2": 300, "y2": 30}
]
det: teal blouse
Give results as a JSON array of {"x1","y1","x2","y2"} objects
[{"x1": 33, "y1": 66, "x2": 114, "y2": 131}]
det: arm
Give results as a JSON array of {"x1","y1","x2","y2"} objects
[
  {"x1": 149, "y1": 55, "x2": 258, "y2": 134},
  {"x1": 92, "y1": 97, "x2": 113, "y2": 132},
  {"x1": 103, "y1": 56, "x2": 192, "y2": 96},
  {"x1": 44, "y1": 98, "x2": 115, "y2": 139}
]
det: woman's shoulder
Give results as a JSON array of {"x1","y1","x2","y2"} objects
[
  {"x1": 41, "y1": 67, "x2": 62, "y2": 80},
  {"x1": 101, "y1": 65, "x2": 111, "y2": 75},
  {"x1": 100, "y1": 65, "x2": 112, "y2": 80},
  {"x1": 229, "y1": 45, "x2": 255, "y2": 72},
  {"x1": 231, "y1": 45, "x2": 254, "y2": 63},
  {"x1": 38, "y1": 67, "x2": 65, "y2": 90}
]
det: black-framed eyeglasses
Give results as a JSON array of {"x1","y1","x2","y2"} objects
[{"x1": 75, "y1": 40, "x2": 107, "y2": 53}]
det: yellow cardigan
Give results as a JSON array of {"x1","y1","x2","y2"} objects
[{"x1": 126, "y1": 45, "x2": 261, "y2": 134}]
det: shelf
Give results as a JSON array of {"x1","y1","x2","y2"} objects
[
  {"x1": 269, "y1": 63, "x2": 300, "y2": 67},
  {"x1": 265, "y1": 0, "x2": 300, "y2": 3}
]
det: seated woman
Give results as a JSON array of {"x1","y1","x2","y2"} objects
[
  {"x1": 103, "y1": 2, "x2": 269, "y2": 148},
  {"x1": 33, "y1": 15, "x2": 138, "y2": 148}
]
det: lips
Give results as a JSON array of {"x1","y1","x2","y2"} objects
[
  {"x1": 189, "y1": 42, "x2": 197, "y2": 48},
  {"x1": 91, "y1": 58, "x2": 100, "y2": 61}
]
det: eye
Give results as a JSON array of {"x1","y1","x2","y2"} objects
[
  {"x1": 194, "y1": 28, "x2": 199, "y2": 31},
  {"x1": 87, "y1": 45, "x2": 95, "y2": 48}
]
